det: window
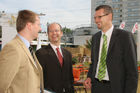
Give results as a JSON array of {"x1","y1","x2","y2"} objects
[
  {"x1": 127, "y1": 13, "x2": 140, "y2": 17},
  {"x1": 127, "y1": 2, "x2": 139, "y2": 6},
  {"x1": 127, "y1": 8, "x2": 140, "y2": 12},
  {"x1": 112, "y1": 0, "x2": 121, "y2": 2}
]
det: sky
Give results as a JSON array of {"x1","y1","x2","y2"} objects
[{"x1": 0, "y1": 0, "x2": 91, "y2": 31}]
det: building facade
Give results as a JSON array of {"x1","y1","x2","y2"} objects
[
  {"x1": 91, "y1": 0, "x2": 140, "y2": 32},
  {"x1": 72, "y1": 27, "x2": 93, "y2": 45},
  {"x1": 0, "y1": 11, "x2": 17, "y2": 48}
]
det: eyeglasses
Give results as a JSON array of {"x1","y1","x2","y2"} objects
[
  {"x1": 94, "y1": 14, "x2": 109, "y2": 19},
  {"x1": 49, "y1": 30, "x2": 60, "y2": 33}
]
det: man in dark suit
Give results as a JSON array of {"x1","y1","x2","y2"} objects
[
  {"x1": 36, "y1": 23, "x2": 74, "y2": 93},
  {"x1": 84, "y1": 5, "x2": 138, "y2": 93}
]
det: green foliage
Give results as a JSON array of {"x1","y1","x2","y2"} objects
[
  {"x1": 83, "y1": 61, "x2": 91, "y2": 68},
  {"x1": 85, "y1": 38, "x2": 92, "y2": 50},
  {"x1": 62, "y1": 27, "x2": 72, "y2": 36},
  {"x1": 62, "y1": 27, "x2": 73, "y2": 47},
  {"x1": 138, "y1": 61, "x2": 140, "y2": 66},
  {"x1": 72, "y1": 56, "x2": 78, "y2": 65}
]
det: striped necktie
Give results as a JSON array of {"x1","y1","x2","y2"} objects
[
  {"x1": 97, "y1": 34, "x2": 107, "y2": 81},
  {"x1": 29, "y1": 46, "x2": 34, "y2": 58}
]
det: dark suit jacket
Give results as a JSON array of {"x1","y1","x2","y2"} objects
[
  {"x1": 87, "y1": 28, "x2": 138, "y2": 93},
  {"x1": 36, "y1": 44, "x2": 74, "y2": 93}
]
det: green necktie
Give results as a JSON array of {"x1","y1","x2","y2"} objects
[{"x1": 97, "y1": 34, "x2": 107, "y2": 81}]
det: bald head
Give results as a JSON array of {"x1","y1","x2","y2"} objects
[
  {"x1": 47, "y1": 22, "x2": 63, "y2": 46},
  {"x1": 47, "y1": 23, "x2": 62, "y2": 33}
]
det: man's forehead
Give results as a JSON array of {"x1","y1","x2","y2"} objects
[
  {"x1": 50, "y1": 24, "x2": 60, "y2": 28},
  {"x1": 95, "y1": 10, "x2": 104, "y2": 16},
  {"x1": 35, "y1": 16, "x2": 40, "y2": 22}
]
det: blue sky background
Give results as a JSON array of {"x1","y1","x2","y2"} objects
[{"x1": 0, "y1": 0, "x2": 91, "y2": 30}]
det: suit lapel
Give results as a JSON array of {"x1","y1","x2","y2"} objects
[
  {"x1": 33, "y1": 52, "x2": 44, "y2": 92},
  {"x1": 16, "y1": 36, "x2": 39, "y2": 70},
  {"x1": 61, "y1": 48, "x2": 66, "y2": 67},
  {"x1": 95, "y1": 32, "x2": 101, "y2": 64},
  {"x1": 48, "y1": 44, "x2": 62, "y2": 68},
  {"x1": 107, "y1": 28, "x2": 118, "y2": 55}
]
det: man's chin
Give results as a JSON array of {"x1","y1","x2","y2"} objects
[
  {"x1": 97, "y1": 26, "x2": 101, "y2": 29},
  {"x1": 51, "y1": 40, "x2": 59, "y2": 43}
]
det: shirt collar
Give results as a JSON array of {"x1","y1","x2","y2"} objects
[
  {"x1": 50, "y1": 43, "x2": 61, "y2": 50},
  {"x1": 102, "y1": 25, "x2": 114, "y2": 38},
  {"x1": 17, "y1": 33, "x2": 30, "y2": 48}
]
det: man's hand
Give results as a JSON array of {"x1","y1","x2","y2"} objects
[{"x1": 83, "y1": 77, "x2": 91, "y2": 89}]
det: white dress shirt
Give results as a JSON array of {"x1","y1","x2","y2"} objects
[
  {"x1": 95, "y1": 25, "x2": 114, "y2": 80},
  {"x1": 50, "y1": 43, "x2": 63, "y2": 57}
]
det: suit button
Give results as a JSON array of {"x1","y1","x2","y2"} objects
[
  {"x1": 38, "y1": 86, "x2": 40, "y2": 89},
  {"x1": 36, "y1": 72, "x2": 39, "y2": 76},
  {"x1": 63, "y1": 88, "x2": 65, "y2": 92}
]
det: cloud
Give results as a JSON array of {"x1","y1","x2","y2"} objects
[{"x1": 0, "y1": 0, "x2": 91, "y2": 29}]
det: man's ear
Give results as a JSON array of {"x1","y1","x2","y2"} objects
[
  {"x1": 109, "y1": 13, "x2": 113, "y2": 21},
  {"x1": 61, "y1": 31, "x2": 63, "y2": 36},
  {"x1": 26, "y1": 22, "x2": 32, "y2": 30}
]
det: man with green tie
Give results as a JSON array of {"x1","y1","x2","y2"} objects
[{"x1": 84, "y1": 5, "x2": 138, "y2": 93}]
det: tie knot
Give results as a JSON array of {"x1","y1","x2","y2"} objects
[
  {"x1": 56, "y1": 47, "x2": 59, "y2": 51},
  {"x1": 29, "y1": 46, "x2": 33, "y2": 52},
  {"x1": 103, "y1": 34, "x2": 107, "y2": 40}
]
